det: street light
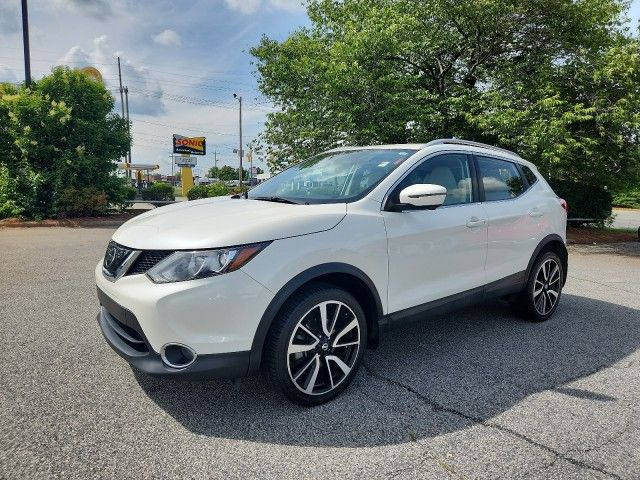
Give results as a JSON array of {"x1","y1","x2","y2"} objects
[{"x1": 233, "y1": 93, "x2": 243, "y2": 185}]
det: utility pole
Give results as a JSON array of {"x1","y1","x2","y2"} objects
[
  {"x1": 124, "y1": 86, "x2": 132, "y2": 178},
  {"x1": 248, "y1": 149, "x2": 253, "y2": 185},
  {"x1": 233, "y1": 94, "x2": 243, "y2": 185},
  {"x1": 21, "y1": 0, "x2": 31, "y2": 87},
  {"x1": 213, "y1": 151, "x2": 218, "y2": 171},
  {"x1": 117, "y1": 57, "x2": 127, "y2": 171},
  {"x1": 117, "y1": 57, "x2": 125, "y2": 119}
]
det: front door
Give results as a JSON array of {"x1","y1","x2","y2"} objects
[{"x1": 382, "y1": 153, "x2": 488, "y2": 314}]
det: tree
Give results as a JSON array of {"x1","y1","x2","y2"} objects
[
  {"x1": 208, "y1": 165, "x2": 247, "y2": 181},
  {"x1": 251, "y1": 0, "x2": 640, "y2": 187},
  {"x1": 0, "y1": 67, "x2": 130, "y2": 218}
]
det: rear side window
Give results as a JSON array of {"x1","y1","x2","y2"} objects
[
  {"x1": 522, "y1": 165, "x2": 538, "y2": 186},
  {"x1": 477, "y1": 156, "x2": 525, "y2": 201}
]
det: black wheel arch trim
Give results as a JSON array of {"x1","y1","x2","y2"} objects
[
  {"x1": 247, "y1": 262, "x2": 384, "y2": 374},
  {"x1": 525, "y1": 234, "x2": 568, "y2": 286}
]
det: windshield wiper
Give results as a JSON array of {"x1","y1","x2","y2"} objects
[{"x1": 252, "y1": 196, "x2": 299, "y2": 205}]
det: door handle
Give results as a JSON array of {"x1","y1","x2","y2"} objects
[
  {"x1": 466, "y1": 217, "x2": 487, "y2": 228},
  {"x1": 529, "y1": 208, "x2": 544, "y2": 218}
]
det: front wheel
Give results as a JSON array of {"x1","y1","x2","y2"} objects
[
  {"x1": 264, "y1": 283, "x2": 367, "y2": 406},
  {"x1": 514, "y1": 251, "x2": 564, "y2": 322}
]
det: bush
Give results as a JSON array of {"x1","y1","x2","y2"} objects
[
  {"x1": 187, "y1": 182, "x2": 231, "y2": 200},
  {"x1": 547, "y1": 179, "x2": 612, "y2": 222},
  {"x1": 141, "y1": 182, "x2": 175, "y2": 202},
  {"x1": 102, "y1": 177, "x2": 137, "y2": 212},
  {"x1": 612, "y1": 188, "x2": 640, "y2": 209},
  {"x1": 0, "y1": 67, "x2": 130, "y2": 219},
  {"x1": 57, "y1": 186, "x2": 109, "y2": 217}
]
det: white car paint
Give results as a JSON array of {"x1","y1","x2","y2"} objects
[
  {"x1": 96, "y1": 141, "x2": 566, "y2": 366},
  {"x1": 112, "y1": 196, "x2": 346, "y2": 250}
]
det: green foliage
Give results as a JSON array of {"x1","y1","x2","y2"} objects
[
  {"x1": 0, "y1": 67, "x2": 130, "y2": 218},
  {"x1": 187, "y1": 182, "x2": 231, "y2": 200},
  {"x1": 109, "y1": 181, "x2": 137, "y2": 211},
  {"x1": 0, "y1": 164, "x2": 24, "y2": 218},
  {"x1": 208, "y1": 165, "x2": 264, "y2": 180},
  {"x1": 57, "y1": 186, "x2": 109, "y2": 217},
  {"x1": 251, "y1": 0, "x2": 640, "y2": 188},
  {"x1": 612, "y1": 187, "x2": 640, "y2": 208},
  {"x1": 548, "y1": 179, "x2": 612, "y2": 222},
  {"x1": 207, "y1": 165, "x2": 242, "y2": 181},
  {"x1": 141, "y1": 182, "x2": 175, "y2": 201}
]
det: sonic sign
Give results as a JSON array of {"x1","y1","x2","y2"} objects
[{"x1": 173, "y1": 134, "x2": 206, "y2": 155}]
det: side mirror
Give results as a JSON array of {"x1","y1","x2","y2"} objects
[{"x1": 398, "y1": 184, "x2": 447, "y2": 210}]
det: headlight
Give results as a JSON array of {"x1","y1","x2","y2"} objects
[{"x1": 146, "y1": 242, "x2": 269, "y2": 284}]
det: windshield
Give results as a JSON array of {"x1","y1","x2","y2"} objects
[{"x1": 248, "y1": 149, "x2": 416, "y2": 204}]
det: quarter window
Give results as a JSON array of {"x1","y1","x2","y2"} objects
[
  {"x1": 477, "y1": 156, "x2": 525, "y2": 201},
  {"x1": 395, "y1": 154, "x2": 473, "y2": 206},
  {"x1": 522, "y1": 165, "x2": 538, "y2": 186}
]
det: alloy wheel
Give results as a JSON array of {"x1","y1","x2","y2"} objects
[
  {"x1": 533, "y1": 258, "x2": 561, "y2": 315},
  {"x1": 286, "y1": 300, "x2": 361, "y2": 396}
]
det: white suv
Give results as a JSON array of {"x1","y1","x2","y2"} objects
[{"x1": 96, "y1": 139, "x2": 568, "y2": 405}]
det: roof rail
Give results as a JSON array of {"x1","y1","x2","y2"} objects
[{"x1": 426, "y1": 139, "x2": 521, "y2": 158}]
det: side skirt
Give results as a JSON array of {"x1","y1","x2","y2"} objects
[{"x1": 384, "y1": 271, "x2": 526, "y2": 327}]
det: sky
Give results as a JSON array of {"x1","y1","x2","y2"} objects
[
  {"x1": 0, "y1": 0, "x2": 639, "y2": 175},
  {"x1": 0, "y1": 0, "x2": 310, "y2": 175}
]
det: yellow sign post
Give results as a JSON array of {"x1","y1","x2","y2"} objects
[
  {"x1": 174, "y1": 155, "x2": 196, "y2": 196},
  {"x1": 181, "y1": 166, "x2": 193, "y2": 196},
  {"x1": 173, "y1": 134, "x2": 205, "y2": 197}
]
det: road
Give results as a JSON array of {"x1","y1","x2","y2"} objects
[
  {"x1": 612, "y1": 208, "x2": 640, "y2": 231},
  {"x1": 1, "y1": 228, "x2": 639, "y2": 479}
]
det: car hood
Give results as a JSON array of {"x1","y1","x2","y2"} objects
[{"x1": 112, "y1": 197, "x2": 347, "y2": 250}]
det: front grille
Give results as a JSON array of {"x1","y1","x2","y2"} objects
[
  {"x1": 103, "y1": 241, "x2": 134, "y2": 277},
  {"x1": 128, "y1": 250, "x2": 173, "y2": 275}
]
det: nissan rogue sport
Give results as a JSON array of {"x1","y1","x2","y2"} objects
[{"x1": 96, "y1": 139, "x2": 568, "y2": 405}]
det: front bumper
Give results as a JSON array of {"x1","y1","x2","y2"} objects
[
  {"x1": 97, "y1": 289, "x2": 250, "y2": 378},
  {"x1": 94, "y1": 261, "x2": 274, "y2": 356}
]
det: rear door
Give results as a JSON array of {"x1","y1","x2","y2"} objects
[
  {"x1": 382, "y1": 153, "x2": 488, "y2": 313},
  {"x1": 475, "y1": 155, "x2": 543, "y2": 283}
]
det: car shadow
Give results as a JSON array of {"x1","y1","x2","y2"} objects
[{"x1": 133, "y1": 293, "x2": 639, "y2": 447}]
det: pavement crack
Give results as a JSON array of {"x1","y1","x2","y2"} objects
[
  {"x1": 567, "y1": 274, "x2": 638, "y2": 295},
  {"x1": 362, "y1": 363, "x2": 624, "y2": 480}
]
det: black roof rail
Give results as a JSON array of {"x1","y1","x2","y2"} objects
[{"x1": 426, "y1": 139, "x2": 521, "y2": 158}]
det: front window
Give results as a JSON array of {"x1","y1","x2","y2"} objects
[
  {"x1": 248, "y1": 149, "x2": 416, "y2": 204},
  {"x1": 393, "y1": 153, "x2": 473, "y2": 206}
]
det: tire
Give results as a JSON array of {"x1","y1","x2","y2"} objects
[
  {"x1": 513, "y1": 251, "x2": 564, "y2": 322},
  {"x1": 264, "y1": 282, "x2": 367, "y2": 406}
]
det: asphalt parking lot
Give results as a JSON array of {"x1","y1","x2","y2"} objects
[{"x1": 1, "y1": 228, "x2": 639, "y2": 479}]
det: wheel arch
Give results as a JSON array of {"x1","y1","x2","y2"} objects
[
  {"x1": 247, "y1": 263, "x2": 384, "y2": 374},
  {"x1": 525, "y1": 234, "x2": 568, "y2": 286}
]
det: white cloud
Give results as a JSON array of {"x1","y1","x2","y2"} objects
[
  {"x1": 0, "y1": 64, "x2": 17, "y2": 83},
  {"x1": 152, "y1": 29, "x2": 182, "y2": 47},
  {"x1": 224, "y1": 0, "x2": 304, "y2": 15},
  {"x1": 224, "y1": 0, "x2": 262, "y2": 15},
  {"x1": 57, "y1": 35, "x2": 166, "y2": 116},
  {"x1": 0, "y1": 3, "x2": 20, "y2": 35},
  {"x1": 268, "y1": 0, "x2": 305, "y2": 12},
  {"x1": 52, "y1": 0, "x2": 113, "y2": 20}
]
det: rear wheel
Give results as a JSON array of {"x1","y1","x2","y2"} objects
[
  {"x1": 264, "y1": 283, "x2": 367, "y2": 406},
  {"x1": 513, "y1": 251, "x2": 564, "y2": 322}
]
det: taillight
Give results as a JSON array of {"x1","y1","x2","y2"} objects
[{"x1": 559, "y1": 198, "x2": 568, "y2": 214}]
